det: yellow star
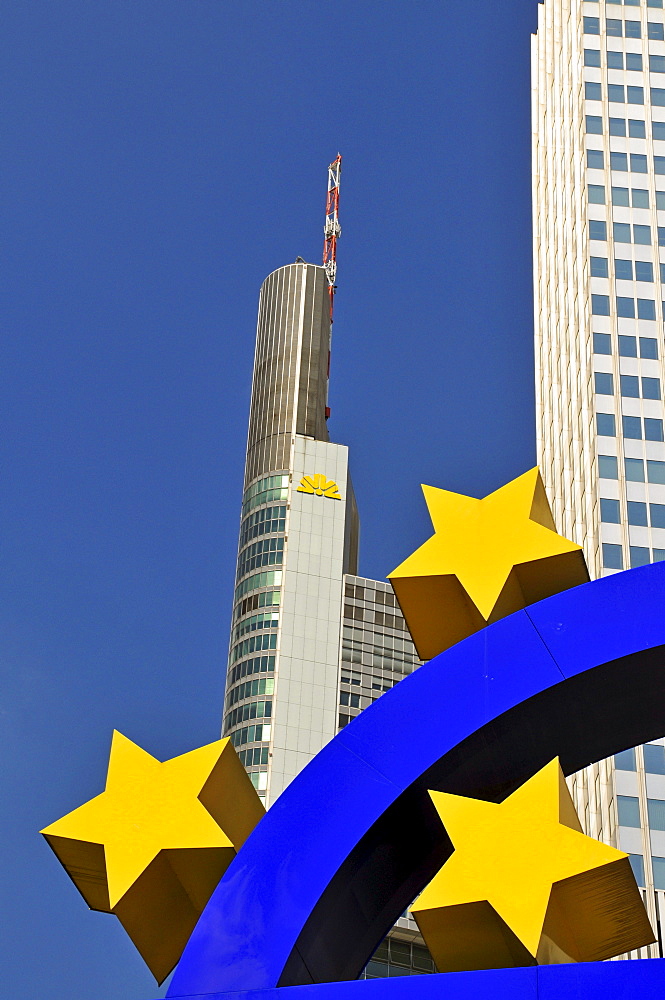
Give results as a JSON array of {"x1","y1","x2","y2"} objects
[
  {"x1": 388, "y1": 468, "x2": 589, "y2": 659},
  {"x1": 41, "y1": 731, "x2": 264, "y2": 983},
  {"x1": 411, "y1": 759, "x2": 654, "y2": 972}
]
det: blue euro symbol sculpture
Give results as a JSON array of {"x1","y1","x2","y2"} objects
[{"x1": 165, "y1": 562, "x2": 665, "y2": 1000}]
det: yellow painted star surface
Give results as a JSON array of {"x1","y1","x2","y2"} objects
[
  {"x1": 411, "y1": 759, "x2": 654, "y2": 973},
  {"x1": 388, "y1": 468, "x2": 589, "y2": 659},
  {"x1": 41, "y1": 732, "x2": 264, "y2": 983}
]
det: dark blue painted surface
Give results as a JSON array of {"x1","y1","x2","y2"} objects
[{"x1": 168, "y1": 563, "x2": 665, "y2": 997}]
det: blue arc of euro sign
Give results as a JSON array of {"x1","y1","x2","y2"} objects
[{"x1": 168, "y1": 562, "x2": 665, "y2": 998}]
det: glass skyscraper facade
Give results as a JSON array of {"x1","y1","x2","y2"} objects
[{"x1": 534, "y1": 0, "x2": 665, "y2": 957}]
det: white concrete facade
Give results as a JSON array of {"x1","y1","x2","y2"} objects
[{"x1": 533, "y1": 0, "x2": 665, "y2": 957}]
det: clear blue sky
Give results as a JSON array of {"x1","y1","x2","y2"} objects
[{"x1": 2, "y1": 2, "x2": 538, "y2": 997}]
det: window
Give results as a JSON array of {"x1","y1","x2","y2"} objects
[
  {"x1": 615, "y1": 258, "x2": 633, "y2": 279},
  {"x1": 617, "y1": 296, "x2": 635, "y2": 317},
  {"x1": 612, "y1": 185, "x2": 630, "y2": 205},
  {"x1": 594, "y1": 332, "x2": 612, "y2": 354},
  {"x1": 626, "y1": 19, "x2": 642, "y2": 36},
  {"x1": 652, "y1": 54, "x2": 665, "y2": 73},
  {"x1": 589, "y1": 183, "x2": 605, "y2": 202},
  {"x1": 641, "y1": 336, "x2": 659, "y2": 358},
  {"x1": 635, "y1": 260, "x2": 653, "y2": 281},
  {"x1": 619, "y1": 334, "x2": 638, "y2": 356},
  {"x1": 645, "y1": 418, "x2": 664, "y2": 440},
  {"x1": 656, "y1": 158, "x2": 665, "y2": 175},
  {"x1": 627, "y1": 53, "x2": 644, "y2": 71},
  {"x1": 608, "y1": 83, "x2": 625, "y2": 103},
  {"x1": 586, "y1": 115, "x2": 603, "y2": 134},
  {"x1": 615, "y1": 747, "x2": 637, "y2": 770},
  {"x1": 590, "y1": 219, "x2": 607, "y2": 240},
  {"x1": 642, "y1": 376, "x2": 661, "y2": 399},
  {"x1": 618, "y1": 795, "x2": 641, "y2": 826},
  {"x1": 621, "y1": 374, "x2": 640, "y2": 397},
  {"x1": 623, "y1": 415, "x2": 643, "y2": 438},
  {"x1": 628, "y1": 86, "x2": 645, "y2": 104},
  {"x1": 613, "y1": 222, "x2": 631, "y2": 242},
  {"x1": 649, "y1": 0, "x2": 665, "y2": 7},
  {"x1": 592, "y1": 294, "x2": 610, "y2": 315},
  {"x1": 584, "y1": 15, "x2": 600, "y2": 32},
  {"x1": 625, "y1": 457, "x2": 646, "y2": 481},
  {"x1": 648, "y1": 799, "x2": 665, "y2": 830},
  {"x1": 588, "y1": 149, "x2": 605, "y2": 169},
  {"x1": 652, "y1": 87, "x2": 665, "y2": 105},
  {"x1": 599, "y1": 455, "x2": 619, "y2": 478},
  {"x1": 631, "y1": 544, "x2": 651, "y2": 567},
  {"x1": 601, "y1": 498, "x2": 621, "y2": 522},
  {"x1": 659, "y1": 227, "x2": 665, "y2": 245},
  {"x1": 630, "y1": 153, "x2": 648, "y2": 172},
  {"x1": 610, "y1": 117, "x2": 627, "y2": 136},
  {"x1": 629, "y1": 118, "x2": 647, "y2": 138},
  {"x1": 649, "y1": 20, "x2": 665, "y2": 38},
  {"x1": 586, "y1": 81, "x2": 603, "y2": 101},
  {"x1": 653, "y1": 857, "x2": 665, "y2": 891},
  {"x1": 610, "y1": 151, "x2": 629, "y2": 171},
  {"x1": 603, "y1": 542, "x2": 624, "y2": 568},
  {"x1": 633, "y1": 188, "x2": 649, "y2": 208},
  {"x1": 591, "y1": 256, "x2": 609, "y2": 277},
  {"x1": 656, "y1": 548, "x2": 665, "y2": 561},
  {"x1": 648, "y1": 459, "x2": 665, "y2": 482},
  {"x1": 654, "y1": 123, "x2": 665, "y2": 140},
  {"x1": 638, "y1": 298, "x2": 656, "y2": 319},
  {"x1": 633, "y1": 223, "x2": 651, "y2": 243},
  {"x1": 651, "y1": 502, "x2": 665, "y2": 527},
  {"x1": 585, "y1": 48, "x2": 602, "y2": 67},
  {"x1": 595, "y1": 371, "x2": 614, "y2": 393},
  {"x1": 658, "y1": 191, "x2": 665, "y2": 208},
  {"x1": 608, "y1": 49, "x2": 624, "y2": 69},
  {"x1": 598, "y1": 412, "x2": 617, "y2": 435},
  {"x1": 630, "y1": 855, "x2": 645, "y2": 887},
  {"x1": 645, "y1": 744, "x2": 665, "y2": 773},
  {"x1": 628, "y1": 500, "x2": 648, "y2": 525}
]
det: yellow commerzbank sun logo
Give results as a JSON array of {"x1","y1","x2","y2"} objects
[{"x1": 297, "y1": 474, "x2": 342, "y2": 500}]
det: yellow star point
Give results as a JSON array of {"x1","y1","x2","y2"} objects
[
  {"x1": 389, "y1": 468, "x2": 589, "y2": 659},
  {"x1": 41, "y1": 731, "x2": 265, "y2": 983},
  {"x1": 411, "y1": 759, "x2": 654, "y2": 973}
]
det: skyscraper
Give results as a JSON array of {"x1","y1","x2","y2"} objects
[{"x1": 533, "y1": 0, "x2": 665, "y2": 956}]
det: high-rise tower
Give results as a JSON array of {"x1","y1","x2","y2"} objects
[{"x1": 533, "y1": 0, "x2": 665, "y2": 956}]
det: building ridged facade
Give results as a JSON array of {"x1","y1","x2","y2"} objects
[{"x1": 533, "y1": 0, "x2": 665, "y2": 958}]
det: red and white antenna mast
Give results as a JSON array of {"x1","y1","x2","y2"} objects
[{"x1": 323, "y1": 154, "x2": 342, "y2": 325}]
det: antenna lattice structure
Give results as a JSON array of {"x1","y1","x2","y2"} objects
[{"x1": 323, "y1": 154, "x2": 342, "y2": 324}]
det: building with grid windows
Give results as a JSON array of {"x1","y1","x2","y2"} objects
[{"x1": 533, "y1": 0, "x2": 665, "y2": 957}]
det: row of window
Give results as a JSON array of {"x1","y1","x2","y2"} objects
[
  {"x1": 586, "y1": 47, "x2": 655, "y2": 70},
  {"x1": 237, "y1": 745, "x2": 269, "y2": 767},
  {"x1": 590, "y1": 219, "x2": 665, "y2": 249},
  {"x1": 595, "y1": 371, "x2": 661, "y2": 396},
  {"x1": 617, "y1": 744, "x2": 665, "y2": 771},
  {"x1": 618, "y1": 793, "x2": 665, "y2": 828},
  {"x1": 592, "y1": 255, "x2": 659, "y2": 281},
  {"x1": 231, "y1": 632, "x2": 277, "y2": 663},
  {"x1": 601, "y1": 496, "x2": 665, "y2": 523},
  {"x1": 237, "y1": 537, "x2": 284, "y2": 579},
  {"x1": 363, "y1": 939, "x2": 435, "y2": 977},
  {"x1": 590, "y1": 186, "x2": 658, "y2": 210},
  {"x1": 229, "y1": 723, "x2": 271, "y2": 747},
  {"x1": 585, "y1": 15, "x2": 665, "y2": 37},
  {"x1": 627, "y1": 854, "x2": 665, "y2": 891},
  {"x1": 597, "y1": 411, "x2": 665, "y2": 438},
  {"x1": 234, "y1": 569, "x2": 282, "y2": 603},
  {"x1": 227, "y1": 676, "x2": 275, "y2": 708},
  {"x1": 248, "y1": 770, "x2": 268, "y2": 793},
  {"x1": 227, "y1": 654, "x2": 275, "y2": 687},
  {"x1": 340, "y1": 690, "x2": 361, "y2": 708},
  {"x1": 587, "y1": 116, "x2": 665, "y2": 141},
  {"x1": 594, "y1": 332, "x2": 659, "y2": 356},
  {"x1": 233, "y1": 610, "x2": 279, "y2": 641},
  {"x1": 588, "y1": 148, "x2": 665, "y2": 173},
  {"x1": 593, "y1": 293, "x2": 660, "y2": 318},
  {"x1": 587, "y1": 82, "x2": 665, "y2": 107},
  {"x1": 603, "y1": 541, "x2": 665, "y2": 566},
  {"x1": 343, "y1": 604, "x2": 408, "y2": 631},
  {"x1": 603, "y1": 0, "x2": 665, "y2": 8},
  {"x1": 344, "y1": 582, "x2": 399, "y2": 608},
  {"x1": 239, "y1": 504, "x2": 287, "y2": 547},
  {"x1": 341, "y1": 672, "x2": 394, "y2": 693},
  {"x1": 599, "y1": 454, "x2": 665, "y2": 480},
  {"x1": 241, "y1": 474, "x2": 289, "y2": 517},
  {"x1": 234, "y1": 588, "x2": 280, "y2": 622},
  {"x1": 225, "y1": 698, "x2": 272, "y2": 730}
]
